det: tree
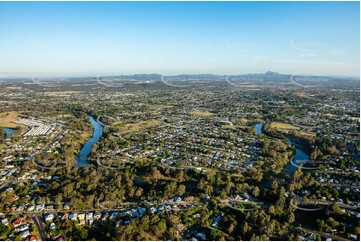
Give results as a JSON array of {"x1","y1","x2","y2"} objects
[
  {"x1": 292, "y1": 168, "x2": 303, "y2": 188},
  {"x1": 228, "y1": 223, "x2": 235, "y2": 234},
  {"x1": 286, "y1": 212, "x2": 295, "y2": 224},
  {"x1": 178, "y1": 185, "x2": 186, "y2": 196},
  {"x1": 271, "y1": 180, "x2": 279, "y2": 191},
  {"x1": 240, "y1": 221, "x2": 252, "y2": 237},
  {"x1": 154, "y1": 219, "x2": 167, "y2": 237},
  {"x1": 268, "y1": 205, "x2": 275, "y2": 214},
  {"x1": 151, "y1": 167, "x2": 162, "y2": 181},
  {"x1": 252, "y1": 186, "x2": 260, "y2": 197},
  {"x1": 176, "y1": 170, "x2": 185, "y2": 181},
  {"x1": 354, "y1": 227, "x2": 360, "y2": 235},
  {"x1": 135, "y1": 187, "x2": 143, "y2": 198},
  {"x1": 205, "y1": 185, "x2": 214, "y2": 195},
  {"x1": 0, "y1": 223, "x2": 11, "y2": 237},
  {"x1": 220, "y1": 191, "x2": 227, "y2": 199}
]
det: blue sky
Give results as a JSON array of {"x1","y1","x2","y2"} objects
[{"x1": 0, "y1": 1, "x2": 359, "y2": 77}]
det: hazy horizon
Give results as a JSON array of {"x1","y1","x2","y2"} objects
[{"x1": 0, "y1": 71, "x2": 360, "y2": 79}]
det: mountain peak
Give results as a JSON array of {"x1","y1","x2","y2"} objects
[{"x1": 264, "y1": 71, "x2": 280, "y2": 75}]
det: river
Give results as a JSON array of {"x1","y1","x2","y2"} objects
[
  {"x1": 256, "y1": 122, "x2": 310, "y2": 187},
  {"x1": 76, "y1": 115, "x2": 103, "y2": 168},
  {"x1": 285, "y1": 140, "x2": 309, "y2": 175},
  {"x1": 255, "y1": 122, "x2": 263, "y2": 135},
  {"x1": 4, "y1": 128, "x2": 15, "y2": 139}
]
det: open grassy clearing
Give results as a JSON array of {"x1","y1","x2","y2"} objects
[
  {"x1": 236, "y1": 118, "x2": 248, "y2": 125},
  {"x1": 190, "y1": 110, "x2": 213, "y2": 117},
  {"x1": 295, "y1": 92, "x2": 317, "y2": 98},
  {"x1": 271, "y1": 121, "x2": 316, "y2": 137},
  {"x1": 116, "y1": 120, "x2": 161, "y2": 134},
  {"x1": 270, "y1": 122, "x2": 300, "y2": 131},
  {"x1": 150, "y1": 105, "x2": 174, "y2": 110},
  {"x1": 324, "y1": 113, "x2": 338, "y2": 118},
  {"x1": 299, "y1": 132, "x2": 317, "y2": 137},
  {"x1": 0, "y1": 111, "x2": 23, "y2": 128},
  {"x1": 111, "y1": 121, "x2": 126, "y2": 127},
  {"x1": 222, "y1": 125, "x2": 236, "y2": 130}
]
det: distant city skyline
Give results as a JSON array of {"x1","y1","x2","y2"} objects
[{"x1": 0, "y1": 1, "x2": 359, "y2": 77}]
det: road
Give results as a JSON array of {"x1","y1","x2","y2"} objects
[
  {"x1": 319, "y1": 182, "x2": 359, "y2": 189},
  {"x1": 294, "y1": 198, "x2": 359, "y2": 210},
  {"x1": 32, "y1": 214, "x2": 47, "y2": 241},
  {"x1": 298, "y1": 227, "x2": 349, "y2": 241},
  {"x1": 5, "y1": 198, "x2": 201, "y2": 217},
  {"x1": 221, "y1": 197, "x2": 270, "y2": 212}
]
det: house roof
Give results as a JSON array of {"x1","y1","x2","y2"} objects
[
  {"x1": 26, "y1": 235, "x2": 36, "y2": 241},
  {"x1": 12, "y1": 218, "x2": 22, "y2": 226}
]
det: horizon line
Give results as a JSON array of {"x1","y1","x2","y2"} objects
[{"x1": 0, "y1": 71, "x2": 359, "y2": 79}]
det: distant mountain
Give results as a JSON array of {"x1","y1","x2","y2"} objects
[
  {"x1": 98, "y1": 74, "x2": 161, "y2": 80},
  {"x1": 171, "y1": 74, "x2": 220, "y2": 79},
  {"x1": 1, "y1": 72, "x2": 359, "y2": 85}
]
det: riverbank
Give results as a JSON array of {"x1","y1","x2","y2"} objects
[{"x1": 256, "y1": 122, "x2": 311, "y2": 188}]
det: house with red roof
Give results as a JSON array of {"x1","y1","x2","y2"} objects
[
  {"x1": 26, "y1": 235, "x2": 37, "y2": 241},
  {"x1": 12, "y1": 218, "x2": 23, "y2": 227}
]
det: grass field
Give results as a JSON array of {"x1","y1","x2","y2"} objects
[
  {"x1": 222, "y1": 125, "x2": 236, "y2": 130},
  {"x1": 300, "y1": 132, "x2": 317, "y2": 137},
  {"x1": 116, "y1": 120, "x2": 161, "y2": 134},
  {"x1": 112, "y1": 121, "x2": 126, "y2": 127},
  {"x1": 324, "y1": 113, "x2": 337, "y2": 118},
  {"x1": 0, "y1": 111, "x2": 22, "y2": 128},
  {"x1": 190, "y1": 110, "x2": 213, "y2": 117},
  {"x1": 271, "y1": 121, "x2": 316, "y2": 137},
  {"x1": 237, "y1": 118, "x2": 248, "y2": 125},
  {"x1": 295, "y1": 92, "x2": 316, "y2": 98},
  {"x1": 270, "y1": 122, "x2": 300, "y2": 131},
  {"x1": 151, "y1": 105, "x2": 173, "y2": 110}
]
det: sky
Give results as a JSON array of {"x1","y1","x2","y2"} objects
[{"x1": 0, "y1": 1, "x2": 359, "y2": 77}]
